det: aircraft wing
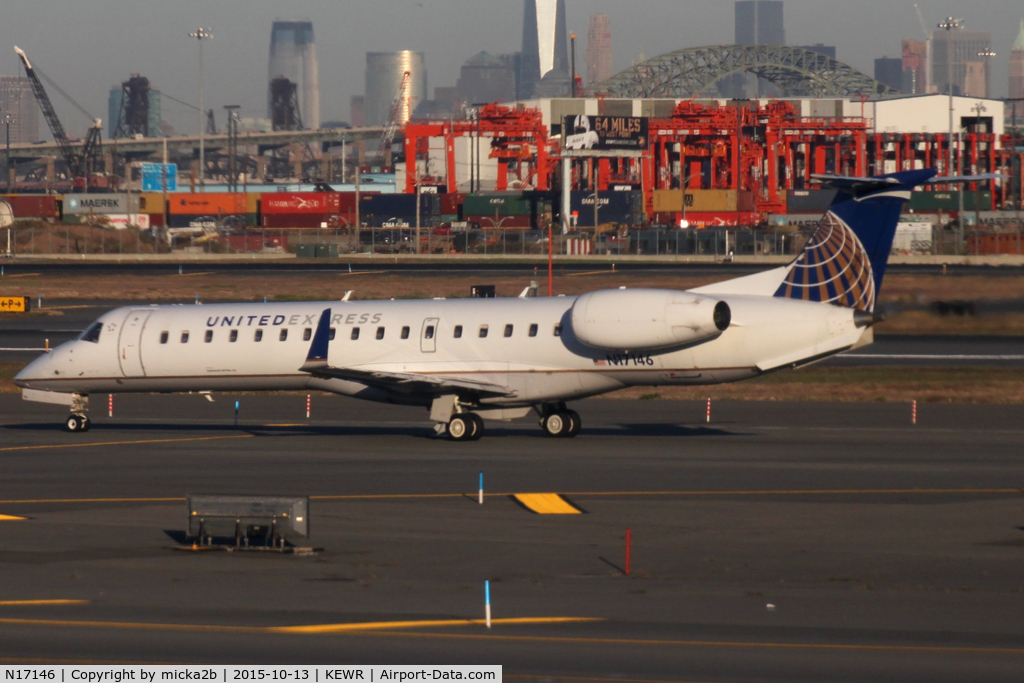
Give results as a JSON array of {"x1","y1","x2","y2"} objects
[{"x1": 298, "y1": 308, "x2": 515, "y2": 397}]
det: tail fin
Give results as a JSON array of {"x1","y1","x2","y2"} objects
[{"x1": 773, "y1": 169, "x2": 937, "y2": 312}]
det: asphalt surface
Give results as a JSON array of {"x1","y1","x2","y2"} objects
[
  {"x1": 1, "y1": 301, "x2": 1021, "y2": 367},
  {"x1": 1, "y1": 395, "x2": 1024, "y2": 680},
  {"x1": 2, "y1": 260, "x2": 1022, "y2": 277}
]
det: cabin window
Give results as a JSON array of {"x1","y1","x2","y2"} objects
[
  {"x1": 329, "y1": 328, "x2": 336, "y2": 341},
  {"x1": 376, "y1": 326, "x2": 385, "y2": 340},
  {"x1": 553, "y1": 324, "x2": 562, "y2": 337},
  {"x1": 424, "y1": 325, "x2": 435, "y2": 340},
  {"x1": 79, "y1": 322, "x2": 102, "y2": 343},
  {"x1": 159, "y1": 331, "x2": 169, "y2": 344},
  {"x1": 529, "y1": 324, "x2": 538, "y2": 337},
  {"x1": 303, "y1": 328, "x2": 312, "y2": 341},
  {"x1": 205, "y1": 330, "x2": 213, "y2": 343},
  {"x1": 401, "y1": 326, "x2": 410, "y2": 339},
  {"x1": 229, "y1": 329, "x2": 238, "y2": 342},
  {"x1": 279, "y1": 329, "x2": 288, "y2": 341},
  {"x1": 453, "y1": 325, "x2": 463, "y2": 338},
  {"x1": 504, "y1": 324, "x2": 513, "y2": 338},
  {"x1": 181, "y1": 331, "x2": 190, "y2": 343},
  {"x1": 254, "y1": 329, "x2": 263, "y2": 342},
  {"x1": 351, "y1": 327, "x2": 360, "y2": 340},
  {"x1": 479, "y1": 325, "x2": 489, "y2": 338}
]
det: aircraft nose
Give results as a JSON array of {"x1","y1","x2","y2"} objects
[{"x1": 14, "y1": 354, "x2": 53, "y2": 388}]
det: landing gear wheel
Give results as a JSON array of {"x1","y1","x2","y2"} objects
[
  {"x1": 467, "y1": 413, "x2": 484, "y2": 441},
  {"x1": 447, "y1": 414, "x2": 474, "y2": 442},
  {"x1": 566, "y1": 410, "x2": 581, "y2": 438},
  {"x1": 542, "y1": 411, "x2": 573, "y2": 438},
  {"x1": 65, "y1": 414, "x2": 90, "y2": 433}
]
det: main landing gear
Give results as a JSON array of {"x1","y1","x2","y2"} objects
[
  {"x1": 65, "y1": 394, "x2": 90, "y2": 432},
  {"x1": 539, "y1": 404, "x2": 581, "y2": 439},
  {"x1": 446, "y1": 412, "x2": 484, "y2": 442}
]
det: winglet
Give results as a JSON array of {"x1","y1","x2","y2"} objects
[{"x1": 300, "y1": 308, "x2": 332, "y2": 373}]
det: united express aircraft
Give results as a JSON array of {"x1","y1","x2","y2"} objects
[{"x1": 14, "y1": 170, "x2": 984, "y2": 440}]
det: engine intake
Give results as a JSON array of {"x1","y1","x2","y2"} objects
[{"x1": 571, "y1": 289, "x2": 730, "y2": 353}]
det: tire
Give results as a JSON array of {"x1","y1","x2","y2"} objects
[
  {"x1": 65, "y1": 415, "x2": 81, "y2": 433},
  {"x1": 447, "y1": 414, "x2": 473, "y2": 441},
  {"x1": 543, "y1": 412, "x2": 570, "y2": 438},
  {"x1": 467, "y1": 413, "x2": 484, "y2": 441},
  {"x1": 566, "y1": 410, "x2": 581, "y2": 438},
  {"x1": 80, "y1": 416, "x2": 91, "y2": 432}
]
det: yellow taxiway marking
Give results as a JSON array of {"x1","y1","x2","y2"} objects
[
  {"x1": 0, "y1": 616, "x2": 597, "y2": 635},
  {"x1": 340, "y1": 270, "x2": 389, "y2": 276},
  {"x1": 0, "y1": 434, "x2": 253, "y2": 453},
  {"x1": 0, "y1": 514, "x2": 27, "y2": 521},
  {"x1": 352, "y1": 630, "x2": 1024, "y2": 656},
  {"x1": 263, "y1": 423, "x2": 306, "y2": 427},
  {"x1": 0, "y1": 600, "x2": 88, "y2": 606},
  {"x1": 513, "y1": 493, "x2": 583, "y2": 514},
  {"x1": 174, "y1": 272, "x2": 213, "y2": 277},
  {"x1": 5, "y1": 273, "x2": 40, "y2": 278},
  {"x1": 567, "y1": 270, "x2": 617, "y2": 277},
  {"x1": 1, "y1": 488, "x2": 1019, "y2": 506}
]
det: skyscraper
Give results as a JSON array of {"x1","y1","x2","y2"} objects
[
  {"x1": 268, "y1": 21, "x2": 320, "y2": 130},
  {"x1": 0, "y1": 76, "x2": 39, "y2": 144},
  {"x1": 874, "y1": 57, "x2": 903, "y2": 92},
  {"x1": 735, "y1": 1, "x2": 785, "y2": 46},
  {"x1": 930, "y1": 28, "x2": 991, "y2": 97},
  {"x1": 520, "y1": 0, "x2": 569, "y2": 98},
  {"x1": 1010, "y1": 19, "x2": 1024, "y2": 101},
  {"x1": 456, "y1": 52, "x2": 518, "y2": 106},
  {"x1": 364, "y1": 51, "x2": 427, "y2": 126},
  {"x1": 902, "y1": 40, "x2": 928, "y2": 94},
  {"x1": 586, "y1": 14, "x2": 612, "y2": 86},
  {"x1": 729, "y1": 2, "x2": 785, "y2": 98}
]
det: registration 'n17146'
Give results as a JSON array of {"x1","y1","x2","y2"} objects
[{"x1": 602, "y1": 354, "x2": 654, "y2": 367}]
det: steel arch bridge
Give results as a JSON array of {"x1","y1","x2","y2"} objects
[{"x1": 588, "y1": 45, "x2": 897, "y2": 99}]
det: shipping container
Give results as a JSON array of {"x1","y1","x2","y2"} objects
[
  {"x1": 682, "y1": 212, "x2": 759, "y2": 228},
  {"x1": 62, "y1": 193, "x2": 137, "y2": 215},
  {"x1": 137, "y1": 193, "x2": 165, "y2": 214},
  {"x1": 245, "y1": 193, "x2": 260, "y2": 214},
  {"x1": 786, "y1": 189, "x2": 838, "y2": 213},
  {"x1": 652, "y1": 190, "x2": 683, "y2": 213},
  {"x1": 966, "y1": 233, "x2": 1024, "y2": 255},
  {"x1": 463, "y1": 192, "x2": 532, "y2": 217},
  {"x1": 684, "y1": 189, "x2": 737, "y2": 212},
  {"x1": 168, "y1": 213, "x2": 256, "y2": 229},
  {"x1": 168, "y1": 192, "x2": 248, "y2": 215},
  {"x1": 261, "y1": 192, "x2": 345, "y2": 215},
  {"x1": 439, "y1": 193, "x2": 463, "y2": 216},
  {"x1": 463, "y1": 214, "x2": 532, "y2": 228},
  {"x1": 651, "y1": 211, "x2": 681, "y2": 226},
  {"x1": 2, "y1": 195, "x2": 60, "y2": 219},
  {"x1": 261, "y1": 213, "x2": 341, "y2": 229},
  {"x1": 908, "y1": 191, "x2": 993, "y2": 212},
  {"x1": 570, "y1": 190, "x2": 642, "y2": 216},
  {"x1": 360, "y1": 193, "x2": 440, "y2": 218}
]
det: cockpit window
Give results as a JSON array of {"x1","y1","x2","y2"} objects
[{"x1": 79, "y1": 322, "x2": 102, "y2": 343}]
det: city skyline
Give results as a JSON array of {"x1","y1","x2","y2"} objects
[{"x1": 1, "y1": 0, "x2": 1023, "y2": 140}]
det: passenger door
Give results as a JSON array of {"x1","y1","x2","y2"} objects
[
  {"x1": 118, "y1": 309, "x2": 152, "y2": 377},
  {"x1": 420, "y1": 318, "x2": 439, "y2": 353}
]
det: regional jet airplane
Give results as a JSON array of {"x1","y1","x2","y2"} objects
[{"x1": 14, "y1": 169, "x2": 985, "y2": 440}]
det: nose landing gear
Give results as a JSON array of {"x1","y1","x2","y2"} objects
[{"x1": 65, "y1": 413, "x2": 90, "y2": 432}]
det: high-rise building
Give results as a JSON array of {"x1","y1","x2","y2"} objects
[
  {"x1": 1010, "y1": 19, "x2": 1024, "y2": 101},
  {"x1": 930, "y1": 28, "x2": 991, "y2": 97},
  {"x1": 735, "y1": 1, "x2": 785, "y2": 46},
  {"x1": 268, "y1": 21, "x2": 320, "y2": 130},
  {"x1": 520, "y1": 0, "x2": 569, "y2": 99},
  {"x1": 874, "y1": 57, "x2": 903, "y2": 92},
  {"x1": 728, "y1": 2, "x2": 785, "y2": 98},
  {"x1": 350, "y1": 96, "x2": 365, "y2": 128},
  {"x1": 0, "y1": 76, "x2": 39, "y2": 144},
  {"x1": 586, "y1": 14, "x2": 612, "y2": 86},
  {"x1": 108, "y1": 76, "x2": 162, "y2": 139},
  {"x1": 456, "y1": 52, "x2": 517, "y2": 106},
  {"x1": 902, "y1": 40, "x2": 928, "y2": 94},
  {"x1": 364, "y1": 51, "x2": 427, "y2": 126}
]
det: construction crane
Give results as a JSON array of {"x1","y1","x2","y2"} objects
[
  {"x1": 14, "y1": 46, "x2": 103, "y2": 184},
  {"x1": 914, "y1": 4, "x2": 930, "y2": 40},
  {"x1": 377, "y1": 70, "x2": 411, "y2": 160}
]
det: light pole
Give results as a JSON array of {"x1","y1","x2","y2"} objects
[
  {"x1": 977, "y1": 48, "x2": 996, "y2": 98},
  {"x1": 938, "y1": 17, "x2": 962, "y2": 179},
  {"x1": 224, "y1": 104, "x2": 239, "y2": 192},
  {"x1": 3, "y1": 112, "x2": 11, "y2": 193},
  {"x1": 189, "y1": 27, "x2": 213, "y2": 189}
]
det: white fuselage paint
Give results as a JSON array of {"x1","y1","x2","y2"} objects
[{"x1": 15, "y1": 292, "x2": 866, "y2": 409}]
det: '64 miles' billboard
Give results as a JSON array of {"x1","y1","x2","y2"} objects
[{"x1": 563, "y1": 115, "x2": 648, "y2": 155}]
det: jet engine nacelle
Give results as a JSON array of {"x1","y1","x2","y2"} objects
[{"x1": 570, "y1": 289, "x2": 731, "y2": 353}]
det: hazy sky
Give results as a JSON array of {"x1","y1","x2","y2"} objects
[{"x1": 1, "y1": 0, "x2": 1022, "y2": 138}]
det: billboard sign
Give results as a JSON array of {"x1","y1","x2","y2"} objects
[
  {"x1": 141, "y1": 163, "x2": 178, "y2": 192},
  {"x1": 563, "y1": 115, "x2": 648, "y2": 155}
]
